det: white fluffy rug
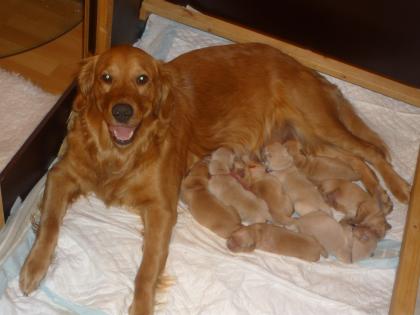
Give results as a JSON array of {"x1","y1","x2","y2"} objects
[{"x1": 0, "y1": 68, "x2": 58, "y2": 171}]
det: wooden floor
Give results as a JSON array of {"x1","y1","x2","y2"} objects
[{"x1": 0, "y1": 0, "x2": 83, "y2": 94}]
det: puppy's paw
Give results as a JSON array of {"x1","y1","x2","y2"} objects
[
  {"x1": 375, "y1": 189, "x2": 393, "y2": 214},
  {"x1": 19, "y1": 254, "x2": 50, "y2": 295}
]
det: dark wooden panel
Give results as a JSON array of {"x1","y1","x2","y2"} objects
[
  {"x1": 0, "y1": 83, "x2": 75, "y2": 221},
  {"x1": 111, "y1": 0, "x2": 146, "y2": 46},
  {"x1": 168, "y1": 0, "x2": 420, "y2": 88}
]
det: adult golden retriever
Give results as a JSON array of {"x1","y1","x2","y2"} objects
[{"x1": 19, "y1": 43, "x2": 410, "y2": 315}]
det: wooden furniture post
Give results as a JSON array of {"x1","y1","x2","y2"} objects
[
  {"x1": 84, "y1": 0, "x2": 114, "y2": 57},
  {"x1": 389, "y1": 147, "x2": 420, "y2": 315},
  {"x1": 96, "y1": 0, "x2": 114, "y2": 54},
  {"x1": 0, "y1": 187, "x2": 4, "y2": 228}
]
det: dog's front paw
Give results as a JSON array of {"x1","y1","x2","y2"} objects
[{"x1": 19, "y1": 253, "x2": 50, "y2": 295}]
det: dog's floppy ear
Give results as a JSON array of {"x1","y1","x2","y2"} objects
[
  {"x1": 78, "y1": 55, "x2": 99, "y2": 97},
  {"x1": 153, "y1": 61, "x2": 171, "y2": 119},
  {"x1": 73, "y1": 55, "x2": 99, "y2": 112},
  {"x1": 72, "y1": 94, "x2": 87, "y2": 112}
]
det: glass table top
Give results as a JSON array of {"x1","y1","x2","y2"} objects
[{"x1": 0, "y1": 0, "x2": 83, "y2": 58}]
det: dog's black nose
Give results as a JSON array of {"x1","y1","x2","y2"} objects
[{"x1": 112, "y1": 103, "x2": 133, "y2": 123}]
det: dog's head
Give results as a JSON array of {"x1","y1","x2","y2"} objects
[{"x1": 75, "y1": 45, "x2": 170, "y2": 146}]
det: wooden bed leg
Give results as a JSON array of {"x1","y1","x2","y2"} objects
[
  {"x1": 0, "y1": 186, "x2": 5, "y2": 228},
  {"x1": 389, "y1": 146, "x2": 420, "y2": 315}
]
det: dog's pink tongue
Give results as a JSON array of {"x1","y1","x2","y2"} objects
[{"x1": 110, "y1": 126, "x2": 135, "y2": 141}]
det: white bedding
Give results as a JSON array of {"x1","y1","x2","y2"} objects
[
  {"x1": 1, "y1": 14, "x2": 420, "y2": 315},
  {"x1": 0, "y1": 69, "x2": 58, "y2": 172}
]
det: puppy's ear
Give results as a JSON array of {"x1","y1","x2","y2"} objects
[
  {"x1": 153, "y1": 61, "x2": 171, "y2": 119},
  {"x1": 78, "y1": 55, "x2": 99, "y2": 97}
]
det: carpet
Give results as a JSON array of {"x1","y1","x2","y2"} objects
[{"x1": 0, "y1": 68, "x2": 58, "y2": 171}]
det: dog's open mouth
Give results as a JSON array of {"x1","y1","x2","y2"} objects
[{"x1": 108, "y1": 124, "x2": 139, "y2": 145}]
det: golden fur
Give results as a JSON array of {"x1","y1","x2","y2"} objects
[
  {"x1": 246, "y1": 160, "x2": 294, "y2": 225},
  {"x1": 181, "y1": 159, "x2": 242, "y2": 238},
  {"x1": 20, "y1": 43, "x2": 410, "y2": 315},
  {"x1": 283, "y1": 139, "x2": 360, "y2": 183},
  {"x1": 294, "y1": 210, "x2": 353, "y2": 263},
  {"x1": 227, "y1": 223, "x2": 327, "y2": 262},
  {"x1": 264, "y1": 142, "x2": 333, "y2": 216},
  {"x1": 320, "y1": 179, "x2": 391, "y2": 239},
  {"x1": 208, "y1": 148, "x2": 271, "y2": 224}
]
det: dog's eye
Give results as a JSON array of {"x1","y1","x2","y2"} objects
[
  {"x1": 101, "y1": 73, "x2": 112, "y2": 83},
  {"x1": 136, "y1": 74, "x2": 149, "y2": 85}
]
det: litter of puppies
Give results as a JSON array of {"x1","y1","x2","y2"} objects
[{"x1": 181, "y1": 142, "x2": 392, "y2": 263}]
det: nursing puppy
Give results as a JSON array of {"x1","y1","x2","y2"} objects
[
  {"x1": 181, "y1": 159, "x2": 242, "y2": 239},
  {"x1": 350, "y1": 199, "x2": 391, "y2": 240},
  {"x1": 316, "y1": 146, "x2": 394, "y2": 214},
  {"x1": 320, "y1": 179, "x2": 391, "y2": 238},
  {"x1": 347, "y1": 224, "x2": 379, "y2": 261},
  {"x1": 319, "y1": 179, "x2": 370, "y2": 218},
  {"x1": 208, "y1": 147, "x2": 271, "y2": 224},
  {"x1": 295, "y1": 211, "x2": 378, "y2": 262},
  {"x1": 227, "y1": 223, "x2": 327, "y2": 262},
  {"x1": 284, "y1": 139, "x2": 359, "y2": 183},
  {"x1": 294, "y1": 210, "x2": 353, "y2": 263},
  {"x1": 246, "y1": 160, "x2": 294, "y2": 225},
  {"x1": 264, "y1": 142, "x2": 333, "y2": 216},
  {"x1": 20, "y1": 43, "x2": 409, "y2": 315}
]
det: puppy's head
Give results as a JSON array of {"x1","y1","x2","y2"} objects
[
  {"x1": 355, "y1": 200, "x2": 391, "y2": 239},
  {"x1": 351, "y1": 226, "x2": 378, "y2": 262},
  {"x1": 75, "y1": 45, "x2": 171, "y2": 146},
  {"x1": 208, "y1": 148, "x2": 235, "y2": 175},
  {"x1": 263, "y1": 142, "x2": 293, "y2": 171},
  {"x1": 227, "y1": 226, "x2": 258, "y2": 253}
]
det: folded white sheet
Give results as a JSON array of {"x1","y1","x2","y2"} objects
[{"x1": 1, "y1": 14, "x2": 419, "y2": 315}]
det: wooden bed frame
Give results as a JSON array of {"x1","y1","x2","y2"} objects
[{"x1": 0, "y1": 0, "x2": 419, "y2": 314}]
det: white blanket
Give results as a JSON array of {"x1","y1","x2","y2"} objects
[
  {"x1": 0, "y1": 69, "x2": 58, "y2": 172},
  {"x1": 0, "y1": 14, "x2": 419, "y2": 315}
]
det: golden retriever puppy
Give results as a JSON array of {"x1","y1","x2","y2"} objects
[
  {"x1": 294, "y1": 210, "x2": 353, "y2": 263},
  {"x1": 349, "y1": 199, "x2": 391, "y2": 240},
  {"x1": 316, "y1": 145, "x2": 394, "y2": 214},
  {"x1": 346, "y1": 224, "x2": 378, "y2": 262},
  {"x1": 319, "y1": 179, "x2": 369, "y2": 218},
  {"x1": 246, "y1": 160, "x2": 294, "y2": 225},
  {"x1": 208, "y1": 148, "x2": 271, "y2": 224},
  {"x1": 284, "y1": 139, "x2": 359, "y2": 183},
  {"x1": 181, "y1": 159, "x2": 242, "y2": 239},
  {"x1": 319, "y1": 179, "x2": 391, "y2": 239},
  {"x1": 20, "y1": 43, "x2": 409, "y2": 315},
  {"x1": 264, "y1": 142, "x2": 332, "y2": 216},
  {"x1": 227, "y1": 223, "x2": 327, "y2": 262}
]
